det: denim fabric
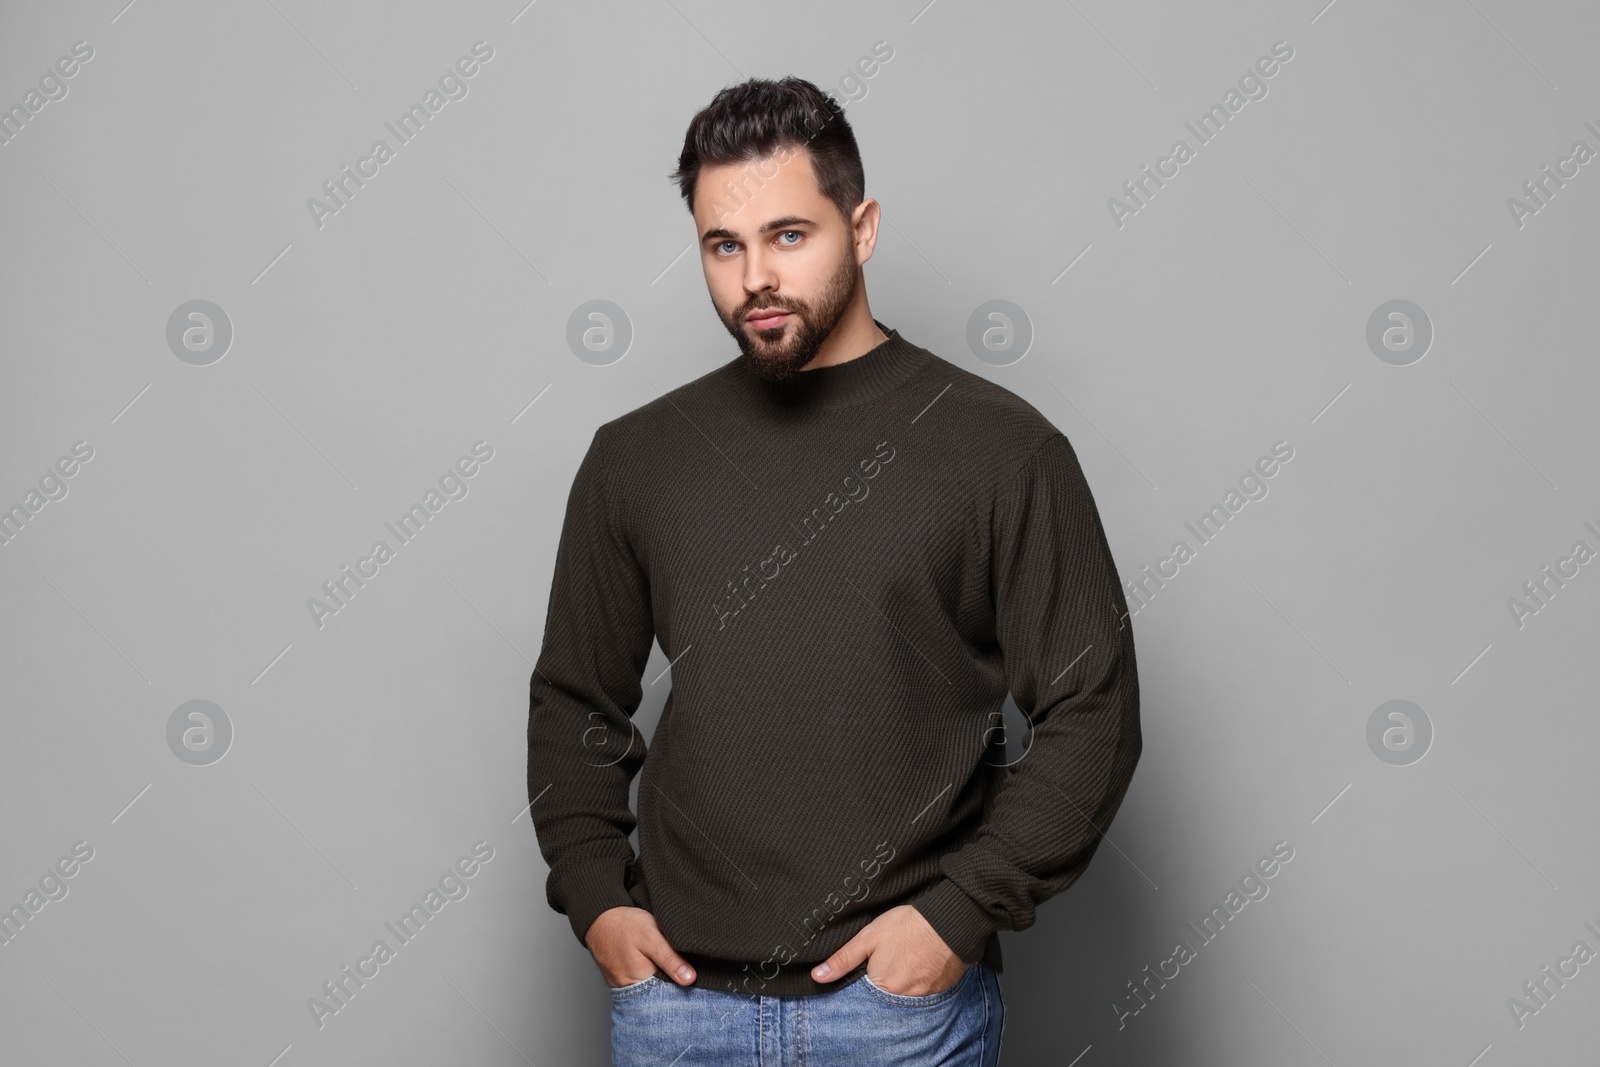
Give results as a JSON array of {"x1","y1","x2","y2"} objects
[{"x1": 610, "y1": 963, "x2": 1004, "y2": 1066}]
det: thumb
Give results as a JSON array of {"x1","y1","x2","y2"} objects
[
  {"x1": 648, "y1": 932, "x2": 698, "y2": 986},
  {"x1": 811, "y1": 930, "x2": 872, "y2": 984}
]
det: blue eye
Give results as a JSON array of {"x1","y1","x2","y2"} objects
[{"x1": 778, "y1": 231, "x2": 801, "y2": 245}]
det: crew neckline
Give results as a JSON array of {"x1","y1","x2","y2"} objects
[{"x1": 734, "y1": 319, "x2": 933, "y2": 411}]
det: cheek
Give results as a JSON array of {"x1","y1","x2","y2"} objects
[
  {"x1": 702, "y1": 264, "x2": 738, "y2": 304},
  {"x1": 782, "y1": 258, "x2": 833, "y2": 299}
]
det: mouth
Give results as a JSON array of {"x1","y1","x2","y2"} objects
[{"x1": 745, "y1": 309, "x2": 792, "y2": 330}]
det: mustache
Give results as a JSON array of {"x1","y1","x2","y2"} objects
[{"x1": 743, "y1": 300, "x2": 802, "y2": 315}]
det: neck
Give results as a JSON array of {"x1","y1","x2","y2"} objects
[
  {"x1": 799, "y1": 298, "x2": 889, "y2": 371},
  {"x1": 735, "y1": 319, "x2": 930, "y2": 412}
]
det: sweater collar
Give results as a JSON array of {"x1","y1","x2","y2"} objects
[{"x1": 736, "y1": 320, "x2": 932, "y2": 411}]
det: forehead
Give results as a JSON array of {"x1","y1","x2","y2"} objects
[{"x1": 692, "y1": 146, "x2": 830, "y2": 232}]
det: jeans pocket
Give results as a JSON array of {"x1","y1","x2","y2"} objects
[
  {"x1": 860, "y1": 964, "x2": 973, "y2": 1007},
  {"x1": 608, "y1": 974, "x2": 662, "y2": 999}
]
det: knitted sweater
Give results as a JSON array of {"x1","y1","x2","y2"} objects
[{"x1": 527, "y1": 321, "x2": 1142, "y2": 997}]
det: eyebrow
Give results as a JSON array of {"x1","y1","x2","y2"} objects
[{"x1": 700, "y1": 215, "x2": 817, "y2": 245}]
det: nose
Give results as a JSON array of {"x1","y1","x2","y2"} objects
[{"x1": 741, "y1": 244, "x2": 779, "y2": 297}]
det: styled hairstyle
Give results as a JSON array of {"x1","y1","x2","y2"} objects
[{"x1": 670, "y1": 76, "x2": 865, "y2": 225}]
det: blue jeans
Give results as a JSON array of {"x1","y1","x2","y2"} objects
[{"x1": 609, "y1": 963, "x2": 1005, "y2": 1066}]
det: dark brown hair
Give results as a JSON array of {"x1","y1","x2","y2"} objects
[{"x1": 670, "y1": 76, "x2": 865, "y2": 225}]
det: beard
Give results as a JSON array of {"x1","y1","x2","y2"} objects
[{"x1": 716, "y1": 242, "x2": 861, "y2": 383}]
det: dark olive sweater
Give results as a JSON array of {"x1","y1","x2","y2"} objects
[{"x1": 527, "y1": 321, "x2": 1142, "y2": 997}]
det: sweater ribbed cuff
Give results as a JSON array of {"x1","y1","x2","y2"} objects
[
  {"x1": 553, "y1": 856, "x2": 638, "y2": 949},
  {"x1": 907, "y1": 877, "x2": 1001, "y2": 964}
]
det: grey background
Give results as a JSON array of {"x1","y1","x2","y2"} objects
[{"x1": 3, "y1": 0, "x2": 1597, "y2": 1064}]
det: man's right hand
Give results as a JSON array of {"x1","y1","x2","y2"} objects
[{"x1": 584, "y1": 906, "x2": 698, "y2": 988}]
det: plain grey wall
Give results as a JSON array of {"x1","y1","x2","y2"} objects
[{"x1": 3, "y1": 0, "x2": 1597, "y2": 1064}]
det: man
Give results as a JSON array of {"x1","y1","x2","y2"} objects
[{"x1": 527, "y1": 76, "x2": 1142, "y2": 1066}]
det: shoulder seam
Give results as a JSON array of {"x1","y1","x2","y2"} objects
[
  {"x1": 995, "y1": 432, "x2": 1067, "y2": 502},
  {"x1": 591, "y1": 423, "x2": 622, "y2": 548}
]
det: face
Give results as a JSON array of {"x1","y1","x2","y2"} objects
[{"x1": 693, "y1": 146, "x2": 875, "y2": 381}]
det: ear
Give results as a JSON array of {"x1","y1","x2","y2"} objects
[{"x1": 851, "y1": 198, "x2": 882, "y2": 265}]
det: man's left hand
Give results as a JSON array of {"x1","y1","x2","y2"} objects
[{"x1": 809, "y1": 904, "x2": 969, "y2": 996}]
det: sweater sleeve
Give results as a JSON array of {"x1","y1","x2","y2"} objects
[
  {"x1": 907, "y1": 432, "x2": 1143, "y2": 962},
  {"x1": 527, "y1": 426, "x2": 656, "y2": 948}
]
